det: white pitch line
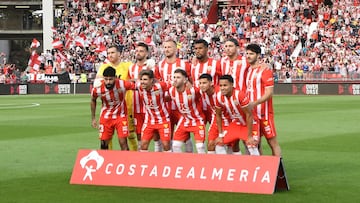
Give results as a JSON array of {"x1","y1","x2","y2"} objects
[{"x1": 0, "y1": 103, "x2": 40, "y2": 109}]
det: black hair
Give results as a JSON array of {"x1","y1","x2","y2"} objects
[
  {"x1": 219, "y1": 75, "x2": 234, "y2": 84},
  {"x1": 199, "y1": 73, "x2": 212, "y2": 81},
  {"x1": 137, "y1": 42, "x2": 149, "y2": 52},
  {"x1": 139, "y1": 69, "x2": 154, "y2": 79},
  {"x1": 226, "y1": 38, "x2": 239, "y2": 46},
  {"x1": 174, "y1": 69, "x2": 188, "y2": 78},
  {"x1": 246, "y1": 43, "x2": 261, "y2": 54},
  {"x1": 194, "y1": 39, "x2": 209, "y2": 48},
  {"x1": 103, "y1": 66, "x2": 116, "y2": 77}
]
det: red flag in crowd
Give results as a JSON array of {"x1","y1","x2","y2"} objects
[
  {"x1": 145, "y1": 36, "x2": 155, "y2": 46},
  {"x1": 98, "y1": 17, "x2": 111, "y2": 25},
  {"x1": 75, "y1": 36, "x2": 85, "y2": 47},
  {"x1": 30, "y1": 38, "x2": 40, "y2": 49},
  {"x1": 95, "y1": 42, "x2": 107, "y2": 57},
  {"x1": 131, "y1": 10, "x2": 143, "y2": 22},
  {"x1": 28, "y1": 50, "x2": 41, "y2": 71},
  {"x1": 52, "y1": 39, "x2": 64, "y2": 50},
  {"x1": 95, "y1": 42, "x2": 106, "y2": 52},
  {"x1": 57, "y1": 50, "x2": 69, "y2": 62}
]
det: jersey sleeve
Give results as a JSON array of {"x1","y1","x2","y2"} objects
[
  {"x1": 153, "y1": 65, "x2": 161, "y2": 80},
  {"x1": 91, "y1": 87, "x2": 98, "y2": 98},
  {"x1": 237, "y1": 90, "x2": 250, "y2": 108},
  {"x1": 262, "y1": 68, "x2": 274, "y2": 87},
  {"x1": 118, "y1": 62, "x2": 132, "y2": 80},
  {"x1": 124, "y1": 80, "x2": 136, "y2": 90},
  {"x1": 160, "y1": 81, "x2": 170, "y2": 91},
  {"x1": 184, "y1": 61, "x2": 192, "y2": 78}
]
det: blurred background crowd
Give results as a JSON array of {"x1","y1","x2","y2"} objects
[{"x1": 1, "y1": 0, "x2": 359, "y2": 84}]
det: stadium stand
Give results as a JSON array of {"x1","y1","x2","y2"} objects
[{"x1": 4, "y1": 0, "x2": 357, "y2": 84}]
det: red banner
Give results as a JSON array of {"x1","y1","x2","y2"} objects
[{"x1": 70, "y1": 150, "x2": 282, "y2": 194}]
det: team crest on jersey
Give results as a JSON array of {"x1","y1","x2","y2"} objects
[
  {"x1": 263, "y1": 121, "x2": 269, "y2": 126},
  {"x1": 207, "y1": 66, "x2": 212, "y2": 72},
  {"x1": 187, "y1": 95, "x2": 193, "y2": 100},
  {"x1": 252, "y1": 131, "x2": 258, "y2": 136},
  {"x1": 163, "y1": 123, "x2": 168, "y2": 128},
  {"x1": 122, "y1": 121, "x2": 127, "y2": 125},
  {"x1": 199, "y1": 126, "x2": 204, "y2": 130}
]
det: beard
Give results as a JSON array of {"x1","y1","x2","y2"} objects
[{"x1": 105, "y1": 83, "x2": 115, "y2": 89}]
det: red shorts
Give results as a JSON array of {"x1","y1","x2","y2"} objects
[
  {"x1": 134, "y1": 112, "x2": 145, "y2": 135},
  {"x1": 141, "y1": 121, "x2": 171, "y2": 141},
  {"x1": 258, "y1": 114, "x2": 277, "y2": 139},
  {"x1": 173, "y1": 119, "x2": 206, "y2": 142},
  {"x1": 222, "y1": 121, "x2": 259, "y2": 145},
  {"x1": 99, "y1": 117, "x2": 129, "y2": 141}
]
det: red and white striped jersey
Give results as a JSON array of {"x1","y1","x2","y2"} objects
[
  {"x1": 129, "y1": 63, "x2": 156, "y2": 80},
  {"x1": 169, "y1": 86, "x2": 205, "y2": 127},
  {"x1": 191, "y1": 58, "x2": 221, "y2": 87},
  {"x1": 138, "y1": 82, "x2": 170, "y2": 125},
  {"x1": 246, "y1": 66, "x2": 274, "y2": 120},
  {"x1": 128, "y1": 63, "x2": 156, "y2": 114},
  {"x1": 215, "y1": 89, "x2": 250, "y2": 126},
  {"x1": 91, "y1": 79, "x2": 135, "y2": 119},
  {"x1": 158, "y1": 58, "x2": 190, "y2": 85},
  {"x1": 201, "y1": 87, "x2": 231, "y2": 126},
  {"x1": 220, "y1": 55, "x2": 249, "y2": 91}
]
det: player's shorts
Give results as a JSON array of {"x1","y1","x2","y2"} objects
[
  {"x1": 173, "y1": 118, "x2": 206, "y2": 142},
  {"x1": 222, "y1": 121, "x2": 259, "y2": 145},
  {"x1": 134, "y1": 112, "x2": 145, "y2": 135},
  {"x1": 99, "y1": 117, "x2": 129, "y2": 141},
  {"x1": 141, "y1": 121, "x2": 171, "y2": 141},
  {"x1": 258, "y1": 114, "x2": 277, "y2": 139}
]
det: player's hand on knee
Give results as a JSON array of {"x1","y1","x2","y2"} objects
[
  {"x1": 215, "y1": 137, "x2": 224, "y2": 146},
  {"x1": 245, "y1": 137, "x2": 258, "y2": 147}
]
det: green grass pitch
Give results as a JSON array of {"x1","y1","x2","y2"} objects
[{"x1": 0, "y1": 94, "x2": 359, "y2": 203}]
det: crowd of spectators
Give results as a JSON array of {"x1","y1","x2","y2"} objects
[{"x1": 1, "y1": 0, "x2": 360, "y2": 84}]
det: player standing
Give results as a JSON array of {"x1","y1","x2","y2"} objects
[
  {"x1": 128, "y1": 42, "x2": 160, "y2": 151},
  {"x1": 94, "y1": 45, "x2": 137, "y2": 150},
  {"x1": 245, "y1": 43, "x2": 281, "y2": 156},
  {"x1": 158, "y1": 39, "x2": 193, "y2": 152},
  {"x1": 191, "y1": 39, "x2": 222, "y2": 124}
]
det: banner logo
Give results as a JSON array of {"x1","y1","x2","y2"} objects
[
  {"x1": 80, "y1": 151, "x2": 104, "y2": 181},
  {"x1": 71, "y1": 150, "x2": 285, "y2": 194}
]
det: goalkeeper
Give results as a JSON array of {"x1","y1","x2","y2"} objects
[{"x1": 94, "y1": 44, "x2": 138, "y2": 150}]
